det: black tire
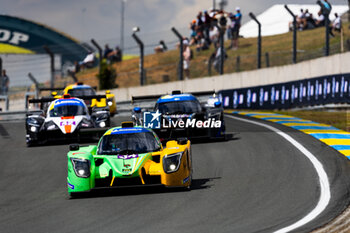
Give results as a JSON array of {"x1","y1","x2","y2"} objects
[
  {"x1": 69, "y1": 192, "x2": 81, "y2": 199},
  {"x1": 26, "y1": 141, "x2": 38, "y2": 147}
]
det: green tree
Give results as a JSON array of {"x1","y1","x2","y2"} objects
[{"x1": 97, "y1": 59, "x2": 117, "y2": 90}]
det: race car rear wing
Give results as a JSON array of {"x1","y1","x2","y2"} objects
[
  {"x1": 131, "y1": 90, "x2": 216, "y2": 103},
  {"x1": 38, "y1": 86, "x2": 98, "y2": 93},
  {"x1": 28, "y1": 95, "x2": 107, "y2": 104}
]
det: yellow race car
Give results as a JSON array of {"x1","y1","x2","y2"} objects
[{"x1": 52, "y1": 83, "x2": 117, "y2": 116}]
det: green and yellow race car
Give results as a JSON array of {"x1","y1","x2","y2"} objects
[{"x1": 67, "y1": 122, "x2": 192, "y2": 197}]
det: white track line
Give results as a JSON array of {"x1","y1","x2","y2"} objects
[{"x1": 226, "y1": 115, "x2": 331, "y2": 233}]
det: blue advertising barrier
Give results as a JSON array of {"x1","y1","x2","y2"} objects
[{"x1": 218, "y1": 73, "x2": 350, "y2": 109}]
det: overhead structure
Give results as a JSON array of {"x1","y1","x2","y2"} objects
[{"x1": 0, "y1": 14, "x2": 89, "y2": 65}]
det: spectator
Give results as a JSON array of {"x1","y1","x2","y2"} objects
[
  {"x1": 1, "y1": 70, "x2": 9, "y2": 95},
  {"x1": 71, "y1": 61, "x2": 80, "y2": 74},
  {"x1": 107, "y1": 46, "x2": 123, "y2": 63},
  {"x1": 297, "y1": 9, "x2": 306, "y2": 29},
  {"x1": 209, "y1": 25, "x2": 220, "y2": 47},
  {"x1": 330, "y1": 13, "x2": 342, "y2": 36},
  {"x1": 304, "y1": 9, "x2": 316, "y2": 29},
  {"x1": 203, "y1": 10, "x2": 212, "y2": 45},
  {"x1": 315, "y1": 11, "x2": 325, "y2": 27},
  {"x1": 229, "y1": 7, "x2": 242, "y2": 50},
  {"x1": 183, "y1": 39, "x2": 191, "y2": 80},
  {"x1": 115, "y1": 46, "x2": 123, "y2": 62},
  {"x1": 103, "y1": 44, "x2": 113, "y2": 59},
  {"x1": 154, "y1": 40, "x2": 168, "y2": 53},
  {"x1": 213, "y1": 46, "x2": 227, "y2": 73},
  {"x1": 289, "y1": 9, "x2": 305, "y2": 31},
  {"x1": 189, "y1": 20, "x2": 197, "y2": 45},
  {"x1": 79, "y1": 51, "x2": 95, "y2": 69}
]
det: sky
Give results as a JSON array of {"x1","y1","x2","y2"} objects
[{"x1": 1, "y1": 0, "x2": 349, "y2": 53}]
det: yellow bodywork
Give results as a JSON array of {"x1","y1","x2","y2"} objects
[{"x1": 144, "y1": 140, "x2": 192, "y2": 187}]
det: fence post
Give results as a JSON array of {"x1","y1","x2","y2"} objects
[
  {"x1": 132, "y1": 30, "x2": 145, "y2": 86},
  {"x1": 236, "y1": 56, "x2": 240, "y2": 72},
  {"x1": 214, "y1": 24, "x2": 225, "y2": 75},
  {"x1": 265, "y1": 52, "x2": 270, "y2": 67},
  {"x1": 325, "y1": 14, "x2": 330, "y2": 56},
  {"x1": 91, "y1": 39, "x2": 103, "y2": 74},
  {"x1": 317, "y1": 0, "x2": 331, "y2": 56},
  {"x1": 171, "y1": 27, "x2": 184, "y2": 81},
  {"x1": 249, "y1": 12, "x2": 261, "y2": 69},
  {"x1": 284, "y1": 5, "x2": 297, "y2": 63},
  {"x1": 43, "y1": 45, "x2": 55, "y2": 88}
]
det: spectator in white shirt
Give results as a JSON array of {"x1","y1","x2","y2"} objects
[{"x1": 330, "y1": 13, "x2": 342, "y2": 37}]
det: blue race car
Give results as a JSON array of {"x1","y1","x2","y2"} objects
[{"x1": 132, "y1": 91, "x2": 225, "y2": 142}]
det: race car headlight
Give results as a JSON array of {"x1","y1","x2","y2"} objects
[
  {"x1": 99, "y1": 121, "x2": 106, "y2": 128},
  {"x1": 30, "y1": 126, "x2": 38, "y2": 132},
  {"x1": 107, "y1": 99, "x2": 113, "y2": 106},
  {"x1": 27, "y1": 117, "x2": 39, "y2": 126},
  {"x1": 71, "y1": 158, "x2": 90, "y2": 178},
  {"x1": 163, "y1": 152, "x2": 183, "y2": 174}
]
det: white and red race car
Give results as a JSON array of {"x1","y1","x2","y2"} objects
[{"x1": 26, "y1": 94, "x2": 110, "y2": 146}]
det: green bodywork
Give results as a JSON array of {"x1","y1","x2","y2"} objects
[
  {"x1": 67, "y1": 126, "x2": 161, "y2": 193},
  {"x1": 67, "y1": 145, "x2": 153, "y2": 193}
]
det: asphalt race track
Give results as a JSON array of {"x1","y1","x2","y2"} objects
[{"x1": 1, "y1": 114, "x2": 350, "y2": 233}]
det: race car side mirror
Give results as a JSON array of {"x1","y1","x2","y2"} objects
[
  {"x1": 134, "y1": 107, "x2": 141, "y2": 113},
  {"x1": 69, "y1": 144, "x2": 80, "y2": 151},
  {"x1": 177, "y1": 137, "x2": 188, "y2": 145},
  {"x1": 214, "y1": 101, "x2": 222, "y2": 107},
  {"x1": 51, "y1": 91, "x2": 57, "y2": 96},
  {"x1": 106, "y1": 90, "x2": 111, "y2": 94}
]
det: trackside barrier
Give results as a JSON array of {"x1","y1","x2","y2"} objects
[{"x1": 218, "y1": 73, "x2": 350, "y2": 109}]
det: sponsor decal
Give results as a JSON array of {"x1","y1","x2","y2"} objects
[
  {"x1": 122, "y1": 169, "x2": 132, "y2": 172},
  {"x1": 72, "y1": 152, "x2": 86, "y2": 155},
  {"x1": 270, "y1": 87, "x2": 275, "y2": 105},
  {"x1": 224, "y1": 96, "x2": 229, "y2": 107},
  {"x1": 246, "y1": 89, "x2": 251, "y2": 107},
  {"x1": 143, "y1": 111, "x2": 222, "y2": 129},
  {"x1": 144, "y1": 110, "x2": 161, "y2": 129},
  {"x1": 117, "y1": 154, "x2": 139, "y2": 159},
  {"x1": 183, "y1": 176, "x2": 190, "y2": 184},
  {"x1": 259, "y1": 88, "x2": 264, "y2": 106},
  {"x1": 252, "y1": 92, "x2": 257, "y2": 103},
  {"x1": 233, "y1": 91, "x2": 238, "y2": 108},
  {"x1": 60, "y1": 121, "x2": 76, "y2": 126},
  {"x1": 68, "y1": 183, "x2": 75, "y2": 190},
  {"x1": 0, "y1": 29, "x2": 29, "y2": 45}
]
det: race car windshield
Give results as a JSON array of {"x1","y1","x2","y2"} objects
[
  {"x1": 98, "y1": 132, "x2": 161, "y2": 155},
  {"x1": 68, "y1": 88, "x2": 95, "y2": 97},
  {"x1": 156, "y1": 100, "x2": 202, "y2": 114},
  {"x1": 49, "y1": 104, "x2": 87, "y2": 117}
]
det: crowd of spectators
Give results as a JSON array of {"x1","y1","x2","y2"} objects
[
  {"x1": 181, "y1": 7, "x2": 243, "y2": 76},
  {"x1": 289, "y1": 0, "x2": 342, "y2": 37},
  {"x1": 189, "y1": 7, "x2": 242, "y2": 52}
]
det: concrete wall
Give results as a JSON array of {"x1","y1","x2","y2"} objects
[{"x1": 111, "y1": 52, "x2": 350, "y2": 102}]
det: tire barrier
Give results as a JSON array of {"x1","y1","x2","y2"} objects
[{"x1": 218, "y1": 73, "x2": 350, "y2": 109}]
